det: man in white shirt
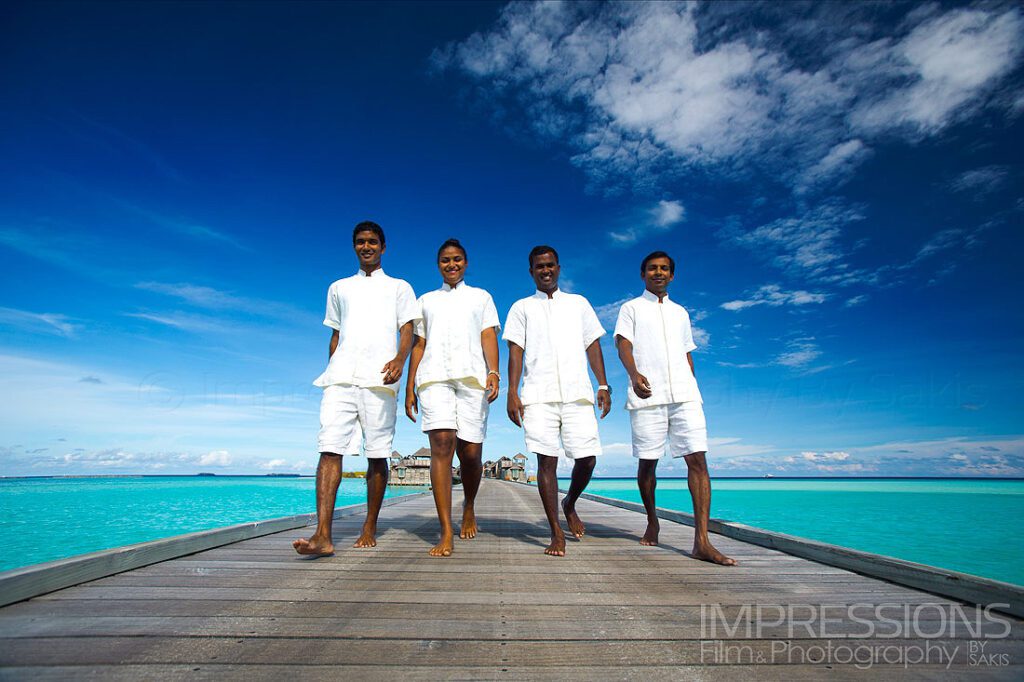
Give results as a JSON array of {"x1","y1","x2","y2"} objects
[
  {"x1": 614, "y1": 251, "x2": 735, "y2": 566},
  {"x1": 504, "y1": 245, "x2": 612, "y2": 557},
  {"x1": 294, "y1": 221, "x2": 419, "y2": 556}
]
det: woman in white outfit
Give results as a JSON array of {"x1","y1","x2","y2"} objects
[{"x1": 405, "y1": 238, "x2": 501, "y2": 557}]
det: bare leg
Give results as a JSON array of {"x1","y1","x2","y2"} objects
[
  {"x1": 536, "y1": 454, "x2": 565, "y2": 556},
  {"x1": 455, "y1": 438, "x2": 482, "y2": 539},
  {"x1": 637, "y1": 458, "x2": 660, "y2": 546},
  {"x1": 561, "y1": 455, "x2": 596, "y2": 538},
  {"x1": 428, "y1": 430, "x2": 457, "y2": 557},
  {"x1": 354, "y1": 458, "x2": 389, "y2": 548},
  {"x1": 293, "y1": 453, "x2": 342, "y2": 556},
  {"x1": 685, "y1": 452, "x2": 736, "y2": 566}
]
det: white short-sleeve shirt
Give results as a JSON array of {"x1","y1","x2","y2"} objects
[
  {"x1": 503, "y1": 289, "x2": 605, "y2": 406},
  {"x1": 413, "y1": 281, "x2": 500, "y2": 389},
  {"x1": 313, "y1": 269, "x2": 419, "y2": 395},
  {"x1": 614, "y1": 290, "x2": 703, "y2": 410}
]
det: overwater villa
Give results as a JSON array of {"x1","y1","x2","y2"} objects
[
  {"x1": 389, "y1": 448, "x2": 461, "y2": 486},
  {"x1": 483, "y1": 453, "x2": 528, "y2": 482}
]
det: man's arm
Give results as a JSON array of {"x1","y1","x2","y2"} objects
[
  {"x1": 404, "y1": 335, "x2": 426, "y2": 421},
  {"x1": 585, "y1": 339, "x2": 612, "y2": 418},
  {"x1": 506, "y1": 341, "x2": 525, "y2": 427},
  {"x1": 482, "y1": 327, "x2": 500, "y2": 403},
  {"x1": 687, "y1": 351, "x2": 696, "y2": 377},
  {"x1": 381, "y1": 320, "x2": 414, "y2": 384},
  {"x1": 615, "y1": 335, "x2": 652, "y2": 399},
  {"x1": 328, "y1": 329, "x2": 339, "y2": 359}
]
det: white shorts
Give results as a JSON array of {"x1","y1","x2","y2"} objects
[
  {"x1": 417, "y1": 379, "x2": 489, "y2": 443},
  {"x1": 318, "y1": 383, "x2": 397, "y2": 458},
  {"x1": 522, "y1": 401, "x2": 602, "y2": 460},
  {"x1": 629, "y1": 401, "x2": 708, "y2": 460}
]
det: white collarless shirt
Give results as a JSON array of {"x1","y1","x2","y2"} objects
[
  {"x1": 614, "y1": 290, "x2": 702, "y2": 410},
  {"x1": 413, "y1": 281, "x2": 500, "y2": 389},
  {"x1": 313, "y1": 268, "x2": 419, "y2": 395},
  {"x1": 502, "y1": 289, "x2": 605, "y2": 406}
]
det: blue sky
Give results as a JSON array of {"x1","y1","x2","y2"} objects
[{"x1": 1, "y1": 1, "x2": 1022, "y2": 478}]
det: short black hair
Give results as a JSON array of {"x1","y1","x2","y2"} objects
[
  {"x1": 437, "y1": 238, "x2": 467, "y2": 262},
  {"x1": 641, "y1": 250, "x2": 675, "y2": 274},
  {"x1": 528, "y1": 245, "x2": 559, "y2": 267},
  {"x1": 352, "y1": 221, "x2": 385, "y2": 246}
]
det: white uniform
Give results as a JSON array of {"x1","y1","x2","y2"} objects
[
  {"x1": 314, "y1": 269, "x2": 419, "y2": 458},
  {"x1": 614, "y1": 290, "x2": 708, "y2": 459},
  {"x1": 503, "y1": 289, "x2": 605, "y2": 459},
  {"x1": 414, "y1": 281, "x2": 500, "y2": 443}
]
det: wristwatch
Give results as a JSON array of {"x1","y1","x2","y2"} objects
[
  {"x1": 598, "y1": 384, "x2": 611, "y2": 394},
  {"x1": 488, "y1": 370, "x2": 501, "y2": 380}
]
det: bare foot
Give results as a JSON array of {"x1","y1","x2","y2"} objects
[
  {"x1": 561, "y1": 498, "x2": 585, "y2": 538},
  {"x1": 292, "y1": 536, "x2": 334, "y2": 556},
  {"x1": 353, "y1": 522, "x2": 377, "y2": 548},
  {"x1": 459, "y1": 505, "x2": 478, "y2": 539},
  {"x1": 692, "y1": 541, "x2": 737, "y2": 566},
  {"x1": 545, "y1": 532, "x2": 566, "y2": 557},
  {"x1": 429, "y1": 531, "x2": 454, "y2": 557},
  {"x1": 640, "y1": 520, "x2": 660, "y2": 546}
]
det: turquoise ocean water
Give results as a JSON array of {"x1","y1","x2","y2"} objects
[
  {"x1": 1, "y1": 477, "x2": 1021, "y2": 585},
  {"x1": 576, "y1": 478, "x2": 1024, "y2": 586},
  {"x1": 0, "y1": 476, "x2": 425, "y2": 573}
]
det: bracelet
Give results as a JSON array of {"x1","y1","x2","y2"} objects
[
  {"x1": 487, "y1": 370, "x2": 501, "y2": 379},
  {"x1": 598, "y1": 384, "x2": 611, "y2": 393}
]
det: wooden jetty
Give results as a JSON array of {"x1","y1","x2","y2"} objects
[{"x1": 1, "y1": 479, "x2": 1022, "y2": 679}]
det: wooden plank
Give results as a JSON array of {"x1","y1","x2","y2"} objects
[
  {"x1": 5, "y1": 664, "x2": 1019, "y2": 681},
  {"x1": 5, "y1": 598, "x2": 1003, "y2": 627},
  {"x1": 0, "y1": 493, "x2": 426, "y2": 608},
  {"x1": 32, "y1": 586, "x2": 967, "y2": 606},
  {"x1": 579, "y1": 489, "x2": 1024, "y2": 617},
  {"x1": 2, "y1": 636, "x2": 1021, "y2": 667},
  {"x1": 0, "y1": 614, "x2": 1019, "y2": 641}
]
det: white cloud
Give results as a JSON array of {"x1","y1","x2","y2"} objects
[
  {"x1": 135, "y1": 282, "x2": 310, "y2": 322},
  {"x1": 914, "y1": 228, "x2": 965, "y2": 261},
  {"x1": 136, "y1": 282, "x2": 248, "y2": 310},
  {"x1": 708, "y1": 437, "x2": 776, "y2": 458},
  {"x1": 114, "y1": 201, "x2": 247, "y2": 251},
  {"x1": 439, "y1": 3, "x2": 1024, "y2": 192},
  {"x1": 0, "y1": 350, "x2": 317, "y2": 476},
  {"x1": 692, "y1": 325, "x2": 710, "y2": 348},
  {"x1": 260, "y1": 458, "x2": 290, "y2": 471},
  {"x1": 950, "y1": 165, "x2": 1010, "y2": 197},
  {"x1": 844, "y1": 295, "x2": 868, "y2": 308},
  {"x1": 0, "y1": 307, "x2": 79, "y2": 337},
  {"x1": 796, "y1": 139, "x2": 871, "y2": 195},
  {"x1": 848, "y1": 8, "x2": 1024, "y2": 136},
  {"x1": 652, "y1": 199, "x2": 685, "y2": 227},
  {"x1": 721, "y1": 284, "x2": 828, "y2": 311},
  {"x1": 609, "y1": 199, "x2": 686, "y2": 245},
  {"x1": 199, "y1": 450, "x2": 233, "y2": 467},
  {"x1": 802, "y1": 451, "x2": 850, "y2": 462},
  {"x1": 123, "y1": 311, "x2": 237, "y2": 335},
  {"x1": 774, "y1": 339, "x2": 822, "y2": 368},
  {"x1": 724, "y1": 201, "x2": 865, "y2": 282},
  {"x1": 692, "y1": 436, "x2": 1024, "y2": 477},
  {"x1": 593, "y1": 297, "x2": 632, "y2": 327}
]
